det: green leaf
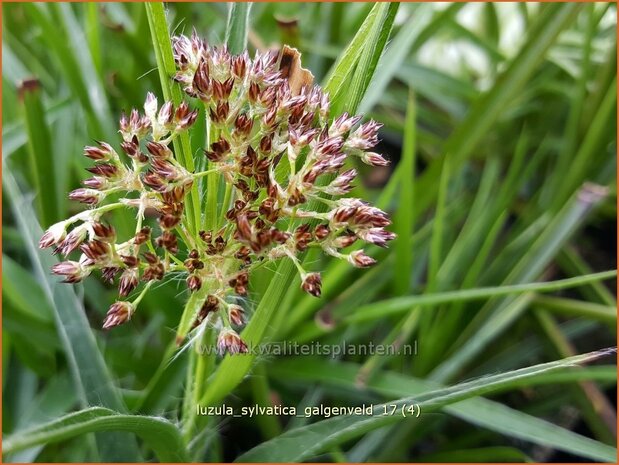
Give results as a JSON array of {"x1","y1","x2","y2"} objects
[
  {"x1": 324, "y1": 3, "x2": 399, "y2": 115},
  {"x1": 3, "y1": 172, "x2": 141, "y2": 461},
  {"x1": 414, "y1": 3, "x2": 582, "y2": 214},
  {"x1": 22, "y1": 3, "x2": 114, "y2": 138},
  {"x1": 225, "y1": 3, "x2": 252, "y2": 55},
  {"x1": 19, "y1": 81, "x2": 60, "y2": 225},
  {"x1": 533, "y1": 294, "x2": 616, "y2": 325},
  {"x1": 359, "y1": 5, "x2": 433, "y2": 113},
  {"x1": 239, "y1": 350, "x2": 617, "y2": 462},
  {"x1": 345, "y1": 270, "x2": 617, "y2": 324},
  {"x1": 392, "y1": 90, "x2": 416, "y2": 295},
  {"x1": 431, "y1": 185, "x2": 611, "y2": 382},
  {"x1": 145, "y1": 2, "x2": 201, "y2": 236},
  {"x1": 3, "y1": 407, "x2": 189, "y2": 462}
]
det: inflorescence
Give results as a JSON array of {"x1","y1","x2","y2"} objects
[{"x1": 39, "y1": 33, "x2": 395, "y2": 354}]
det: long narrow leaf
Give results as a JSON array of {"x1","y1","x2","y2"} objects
[
  {"x1": 238, "y1": 350, "x2": 616, "y2": 462},
  {"x1": 225, "y1": 3, "x2": 252, "y2": 55},
  {"x1": 3, "y1": 172, "x2": 141, "y2": 461},
  {"x1": 3, "y1": 407, "x2": 189, "y2": 462},
  {"x1": 271, "y1": 359, "x2": 616, "y2": 463}
]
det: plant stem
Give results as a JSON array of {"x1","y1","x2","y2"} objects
[
  {"x1": 145, "y1": 2, "x2": 202, "y2": 236},
  {"x1": 192, "y1": 168, "x2": 219, "y2": 179}
]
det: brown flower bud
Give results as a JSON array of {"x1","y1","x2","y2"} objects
[
  {"x1": 51, "y1": 261, "x2": 87, "y2": 283},
  {"x1": 199, "y1": 230, "x2": 212, "y2": 243},
  {"x1": 120, "y1": 255, "x2": 139, "y2": 267},
  {"x1": 92, "y1": 222, "x2": 115, "y2": 242},
  {"x1": 158, "y1": 213, "x2": 181, "y2": 230},
  {"x1": 57, "y1": 226, "x2": 88, "y2": 255},
  {"x1": 348, "y1": 250, "x2": 376, "y2": 268},
  {"x1": 205, "y1": 138, "x2": 231, "y2": 162},
  {"x1": 314, "y1": 224, "x2": 330, "y2": 240},
  {"x1": 228, "y1": 304, "x2": 244, "y2": 326},
  {"x1": 86, "y1": 163, "x2": 118, "y2": 179},
  {"x1": 229, "y1": 271, "x2": 248, "y2": 295},
  {"x1": 147, "y1": 141, "x2": 173, "y2": 159},
  {"x1": 294, "y1": 224, "x2": 312, "y2": 251},
  {"x1": 156, "y1": 231, "x2": 178, "y2": 254},
  {"x1": 119, "y1": 268, "x2": 139, "y2": 296},
  {"x1": 233, "y1": 113, "x2": 253, "y2": 137},
  {"x1": 217, "y1": 328, "x2": 248, "y2": 355},
  {"x1": 68, "y1": 188, "x2": 103, "y2": 205},
  {"x1": 79, "y1": 240, "x2": 109, "y2": 261},
  {"x1": 187, "y1": 274, "x2": 202, "y2": 292},
  {"x1": 361, "y1": 151, "x2": 389, "y2": 167},
  {"x1": 142, "y1": 171, "x2": 167, "y2": 192},
  {"x1": 82, "y1": 177, "x2": 106, "y2": 190},
  {"x1": 355, "y1": 227, "x2": 396, "y2": 248},
  {"x1": 301, "y1": 272, "x2": 322, "y2": 297},
  {"x1": 134, "y1": 227, "x2": 151, "y2": 245},
  {"x1": 101, "y1": 267, "x2": 121, "y2": 283},
  {"x1": 235, "y1": 214, "x2": 253, "y2": 241},
  {"x1": 103, "y1": 301, "x2": 134, "y2": 329},
  {"x1": 84, "y1": 141, "x2": 114, "y2": 161},
  {"x1": 39, "y1": 222, "x2": 67, "y2": 249}
]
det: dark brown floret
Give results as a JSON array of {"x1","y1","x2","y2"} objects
[
  {"x1": 134, "y1": 227, "x2": 151, "y2": 245},
  {"x1": 302, "y1": 272, "x2": 322, "y2": 297},
  {"x1": 156, "y1": 230, "x2": 178, "y2": 254},
  {"x1": 187, "y1": 274, "x2": 202, "y2": 292},
  {"x1": 103, "y1": 301, "x2": 133, "y2": 329}
]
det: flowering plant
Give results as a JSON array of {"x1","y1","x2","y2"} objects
[{"x1": 39, "y1": 33, "x2": 394, "y2": 354}]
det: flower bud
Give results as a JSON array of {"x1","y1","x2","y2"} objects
[
  {"x1": 301, "y1": 272, "x2": 322, "y2": 297},
  {"x1": 228, "y1": 304, "x2": 245, "y2": 326},
  {"x1": 360, "y1": 151, "x2": 389, "y2": 167},
  {"x1": 51, "y1": 261, "x2": 88, "y2": 283},
  {"x1": 144, "y1": 92, "x2": 158, "y2": 119},
  {"x1": 84, "y1": 141, "x2": 114, "y2": 161},
  {"x1": 39, "y1": 221, "x2": 68, "y2": 249},
  {"x1": 348, "y1": 250, "x2": 376, "y2": 268},
  {"x1": 92, "y1": 222, "x2": 116, "y2": 242},
  {"x1": 119, "y1": 268, "x2": 139, "y2": 297},
  {"x1": 187, "y1": 274, "x2": 202, "y2": 292},
  {"x1": 134, "y1": 227, "x2": 151, "y2": 245},
  {"x1": 103, "y1": 301, "x2": 134, "y2": 329},
  {"x1": 57, "y1": 225, "x2": 89, "y2": 255},
  {"x1": 217, "y1": 328, "x2": 248, "y2": 355},
  {"x1": 355, "y1": 227, "x2": 396, "y2": 248},
  {"x1": 68, "y1": 188, "x2": 104, "y2": 205}
]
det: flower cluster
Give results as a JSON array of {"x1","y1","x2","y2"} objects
[{"x1": 40, "y1": 33, "x2": 395, "y2": 354}]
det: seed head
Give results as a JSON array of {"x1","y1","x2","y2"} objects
[{"x1": 40, "y1": 34, "x2": 395, "y2": 344}]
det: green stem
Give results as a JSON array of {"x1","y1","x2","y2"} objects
[
  {"x1": 145, "y1": 2, "x2": 202, "y2": 236},
  {"x1": 193, "y1": 168, "x2": 219, "y2": 179},
  {"x1": 205, "y1": 113, "x2": 220, "y2": 232},
  {"x1": 132, "y1": 282, "x2": 153, "y2": 307}
]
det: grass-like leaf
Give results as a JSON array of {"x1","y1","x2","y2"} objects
[
  {"x1": 3, "y1": 407, "x2": 189, "y2": 462},
  {"x1": 19, "y1": 82, "x2": 60, "y2": 225},
  {"x1": 239, "y1": 350, "x2": 617, "y2": 462},
  {"x1": 346, "y1": 270, "x2": 616, "y2": 324},
  {"x1": 325, "y1": 2, "x2": 399, "y2": 115},
  {"x1": 225, "y1": 3, "x2": 252, "y2": 55},
  {"x1": 272, "y1": 359, "x2": 616, "y2": 462},
  {"x1": 3, "y1": 172, "x2": 141, "y2": 461},
  {"x1": 145, "y1": 2, "x2": 201, "y2": 235}
]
